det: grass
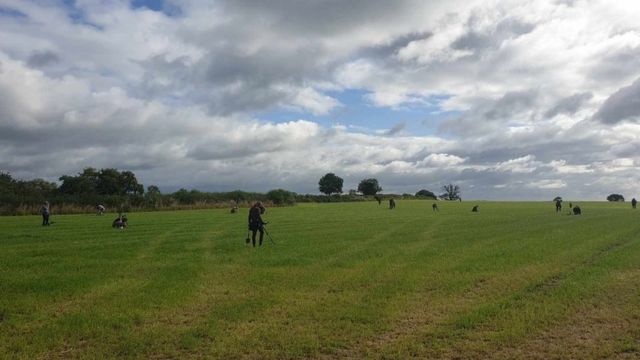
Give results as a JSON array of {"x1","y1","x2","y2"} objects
[{"x1": 1, "y1": 200, "x2": 639, "y2": 359}]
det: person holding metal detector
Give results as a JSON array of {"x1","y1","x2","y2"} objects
[
  {"x1": 40, "y1": 201, "x2": 50, "y2": 226},
  {"x1": 248, "y1": 201, "x2": 267, "y2": 247}
]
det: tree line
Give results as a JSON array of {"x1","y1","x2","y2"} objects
[
  {"x1": 1, "y1": 169, "x2": 463, "y2": 215},
  {"x1": 318, "y1": 173, "x2": 459, "y2": 200}
]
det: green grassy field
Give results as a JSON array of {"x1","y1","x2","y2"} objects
[{"x1": 1, "y1": 201, "x2": 639, "y2": 359}]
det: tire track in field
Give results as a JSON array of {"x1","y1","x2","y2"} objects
[
  {"x1": 1, "y1": 223, "x2": 191, "y2": 359},
  {"x1": 326, "y1": 215, "x2": 534, "y2": 359},
  {"x1": 144, "y1": 213, "x2": 441, "y2": 359},
  {"x1": 492, "y1": 268, "x2": 640, "y2": 359},
  {"x1": 131, "y1": 218, "x2": 262, "y2": 359},
  {"x1": 32, "y1": 225, "x2": 193, "y2": 346},
  {"x1": 367, "y1": 224, "x2": 640, "y2": 359},
  {"x1": 501, "y1": 225, "x2": 640, "y2": 300},
  {"x1": 45, "y1": 218, "x2": 230, "y2": 358},
  {"x1": 332, "y1": 216, "x2": 640, "y2": 359},
  {"x1": 175, "y1": 217, "x2": 431, "y2": 359},
  {"x1": 292, "y1": 211, "x2": 435, "y2": 269}
]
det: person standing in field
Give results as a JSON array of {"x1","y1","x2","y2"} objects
[
  {"x1": 96, "y1": 204, "x2": 105, "y2": 215},
  {"x1": 632, "y1": 198, "x2": 637, "y2": 209},
  {"x1": 389, "y1": 198, "x2": 396, "y2": 209},
  {"x1": 432, "y1": 203, "x2": 438, "y2": 212},
  {"x1": 40, "y1": 201, "x2": 50, "y2": 226},
  {"x1": 555, "y1": 199, "x2": 562, "y2": 213},
  {"x1": 248, "y1": 201, "x2": 266, "y2": 247}
]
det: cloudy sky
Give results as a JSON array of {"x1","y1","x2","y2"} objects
[{"x1": 1, "y1": 0, "x2": 639, "y2": 199}]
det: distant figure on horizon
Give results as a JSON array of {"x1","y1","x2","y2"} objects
[
  {"x1": 375, "y1": 195, "x2": 382, "y2": 206},
  {"x1": 230, "y1": 200, "x2": 239, "y2": 213},
  {"x1": 555, "y1": 199, "x2": 562, "y2": 213},
  {"x1": 632, "y1": 198, "x2": 637, "y2": 209},
  {"x1": 472, "y1": 205, "x2": 479, "y2": 212},
  {"x1": 40, "y1": 201, "x2": 50, "y2": 226},
  {"x1": 572, "y1": 206, "x2": 582, "y2": 215},
  {"x1": 432, "y1": 203, "x2": 438, "y2": 212},
  {"x1": 569, "y1": 202, "x2": 573, "y2": 209},
  {"x1": 389, "y1": 198, "x2": 396, "y2": 209},
  {"x1": 96, "y1": 204, "x2": 105, "y2": 215},
  {"x1": 459, "y1": 198, "x2": 462, "y2": 202}
]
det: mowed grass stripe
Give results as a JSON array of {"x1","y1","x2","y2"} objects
[
  {"x1": 1, "y1": 201, "x2": 639, "y2": 358},
  {"x1": 362, "y1": 210, "x2": 640, "y2": 359}
]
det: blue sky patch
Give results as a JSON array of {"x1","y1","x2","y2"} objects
[
  {"x1": 0, "y1": 6, "x2": 27, "y2": 19},
  {"x1": 131, "y1": 0, "x2": 164, "y2": 11},
  {"x1": 131, "y1": 0, "x2": 181, "y2": 16},
  {"x1": 259, "y1": 89, "x2": 460, "y2": 136}
]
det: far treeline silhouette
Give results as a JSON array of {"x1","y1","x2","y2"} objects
[
  {"x1": 1, "y1": 169, "x2": 439, "y2": 215},
  {"x1": 5, "y1": 169, "x2": 629, "y2": 216}
]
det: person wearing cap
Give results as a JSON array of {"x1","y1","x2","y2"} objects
[{"x1": 248, "y1": 201, "x2": 266, "y2": 247}]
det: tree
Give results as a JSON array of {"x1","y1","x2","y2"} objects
[
  {"x1": 119, "y1": 170, "x2": 144, "y2": 195},
  {"x1": 144, "y1": 185, "x2": 162, "y2": 208},
  {"x1": 96, "y1": 168, "x2": 121, "y2": 195},
  {"x1": 318, "y1": 173, "x2": 344, "y2": 196},
  {"x1": 440, "y1": 183, "x2": 461, "y2": 200},
  {"x1": 59, "y1": 167, "x2": 144, "y2": 196},
  {"x1": 607, "y1": 194, "x2": 625, "y2": 202},
  {"x1": 358, "y1": 178, "x2": 382, "y2": 196},
  {"x1": 173, "y1": 188, "x2": 193, "y2": 204},
  {"x1": 415, "y1": 189, "x2": 437, "y2": 199},
  {"x1": 0, "y1": 171, "x2": 15, "y2": 195},
  {"x1": 59, "y1": 168, "x2": 99, "y2": 195},
  {"x1": 266, "y1": 189, "x2": 297, "y2": 205}
]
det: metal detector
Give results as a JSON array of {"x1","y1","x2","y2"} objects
[{"x1": 262, "y1": 225, "x2": 276, "y2": 245}]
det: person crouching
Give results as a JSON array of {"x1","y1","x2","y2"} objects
[{"x1": 112, "y1": 214, "x2": 128, "y2": 229}]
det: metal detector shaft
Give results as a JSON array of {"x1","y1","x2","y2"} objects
[{"x1": 263, "y1": 226, "x2": 276, "y2": 245}]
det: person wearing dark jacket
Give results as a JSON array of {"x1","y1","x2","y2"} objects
[
  {"x1": 248, "y1": 201, "x2": 266, "y2": 247},
  {"x1": 40, "y1": 202, "x2": 50, "y2": 226}
]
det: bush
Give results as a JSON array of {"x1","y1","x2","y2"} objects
[
  {"x1": 415, "y1": 189, "x2": 437, "y2": 199},
  {"x1": 607, "y1": 194, "x2": 625, "y2": 202},
  {"x1": 266, "y1": 189, "x2": 297, "y2": 205}
]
